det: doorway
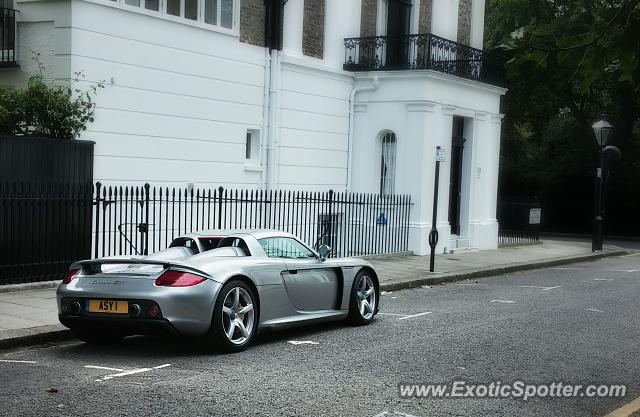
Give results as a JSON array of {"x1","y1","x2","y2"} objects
[
  {"x1": 385, "y1": 0, "x2": 411, "y2": 68},
  {"x1": 449, "y1": 117, "x2": 466, "y2": 236}
]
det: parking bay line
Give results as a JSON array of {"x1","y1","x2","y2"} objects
[
  {"x1": 378, "y1": 312, "x2": 433, "y2": 320},
  {"x1": 0, "y1": 360, "x2": 37, "y2": 364},
  {"x1": 518, "y1": 285, "x2": 562, "y2": 291},
  {"x1": 92, "y1": 363, "x2": 172, "y2": 382},
  {"x1": 491, "y1": 300, "x2": 516, "y2": 304}
]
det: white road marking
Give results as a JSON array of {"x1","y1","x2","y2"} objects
[
  {"x1": 84, "y1": 365, "x2": 125, "y2": 372},
  {"x1": 380, "y1": 291, "x2": 393, "y2": 296},
  {"x1": 397, "y1": 312, "x2": 432, "y2": 320},
  {"x1": 518, "y1": 285, "x2": 561, "y2": 291},
  {"x1": 93, "y1": 363, "x2": 172, "y2": 382},
  {"x1": 287, "y1": 341, "x2": 319, "y2": 346},
  {"x1": 455, "y1": 283, "x2": 488, "y2": 286},
  {"x1": 491, "y1": 300, "x2": 515, "y2": 304},
  {"x1": 622, "y1": 252, "x2": 640, "y2": 257},
  {"x1": 0, "y1": 360, "x2": 37, "y2": 364},
  {"x1": 584, "y1": 308, "x2": 604, "y2": 313},
  {"x1": 552, "y1": 267, "x2": 585, "y2": 271},
  {"x1": 420, "y1": 285, "x2": 431, "y2": 289},
  {"x1": 378, "y1": 312, "x2": 409, "y2": 317},
  {"x1": 603, "y1": 269, "x2": 639, "y2": 273},
  {"x1": 593, "y1": 278, "x2": 615, "y2": 281}
]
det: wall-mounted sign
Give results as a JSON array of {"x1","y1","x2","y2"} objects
[
  {"x1": 376, "y1": 212, "x2": 388, "y2": 226},
  {"x1": 529, "y1": 208, "x2": 541, "y2": 225},
  {"x1": 436, "y1": 148, "x2": 446, "y2": 162}
]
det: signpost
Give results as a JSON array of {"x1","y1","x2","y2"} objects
[{"x1": 429, "y1": 146, "x2": 445, "y2": 272}]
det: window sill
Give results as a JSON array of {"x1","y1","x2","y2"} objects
[{"x1": 244, "y1": 163, "x2": 262, "y2": 172}]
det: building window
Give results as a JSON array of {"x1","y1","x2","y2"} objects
[
  {"x1": 380, "y1": 131, "x2": 397, "y2": 196},
  {"x1": 245, "y1": 129, "x2": 260, "y2": 162},
  {"x1": 107, "y1": 0, "x2": 237, "y2": 32},
  {"x1": 124, "y1": 0, "x2": 160, "y2": 11}
]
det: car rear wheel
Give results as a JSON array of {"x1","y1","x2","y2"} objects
[
  {"x1": 206, "y1": 280, "x2": 258, "y2": 353},
  {"x1": 73, "y1": 328, "x2": 124, "y2": 345},
  {"x1": 347, "y1": 271, "x2": 378, "y2": 325}
]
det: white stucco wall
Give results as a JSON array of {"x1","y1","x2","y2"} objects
[
  {"x1": 275, "y1": 56, "x2": 352, "y2": 191},
  {"x1": 66, "y1": 0, "x2": 266, "y2": 188}
]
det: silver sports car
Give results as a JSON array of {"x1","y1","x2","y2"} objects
[{"x1": 57, "y1": 230, "x2": 380, "y2": 352}]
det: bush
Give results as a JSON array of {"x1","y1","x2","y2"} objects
[{"x1": 0, "y1": 66, "x2": 103, "y2": 140}]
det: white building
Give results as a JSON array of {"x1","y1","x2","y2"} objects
[{"x1": 1, "y1": 0, "x2": 506, "y2": 255}]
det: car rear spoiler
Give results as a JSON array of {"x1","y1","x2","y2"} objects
[{"x1": 71, "y1": 258, "x2": 210, "y2": 277}]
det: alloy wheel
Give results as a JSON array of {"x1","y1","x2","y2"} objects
[
  {"x1": 222, "y1": 287, "x2": 255, "y2": 345},
  {"x1": 356, "y1": 275, "x2": 376, "y2": 320}
]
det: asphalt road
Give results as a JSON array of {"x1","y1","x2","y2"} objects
[{"x1": 2, "y1": 254, "x2": 640, "y2": 417}]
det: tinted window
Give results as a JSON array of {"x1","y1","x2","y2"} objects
[{"x1": 258, "y1": 237, "x2": 315, "y2": 259}]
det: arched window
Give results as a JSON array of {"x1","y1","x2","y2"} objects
[{"x1": 380, "y1": 131, "x2": 397, "y2": 195}]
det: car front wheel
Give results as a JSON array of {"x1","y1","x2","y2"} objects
[{"x1": 347, "y1": 271, "x2": 378, "y2": 325}]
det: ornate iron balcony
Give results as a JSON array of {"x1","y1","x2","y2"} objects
[
  {"x1": 0, "y1": 7, "x2": 17, "y2": 68},
  {"x1": 344, "y1": 33, "x2": 504, "y2": 86}
]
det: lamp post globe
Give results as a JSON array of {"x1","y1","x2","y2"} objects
[{"x1": 592, "y1": 114, "x2": 613, "y2": 148}]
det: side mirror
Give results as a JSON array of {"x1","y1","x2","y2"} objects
[{"x1": 318, "y1": 244, "x2": 331, "y2": 261}]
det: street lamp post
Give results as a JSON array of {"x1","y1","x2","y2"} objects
[{"x1": 591, "y1": 115, "x2": 613, "y2": 252}]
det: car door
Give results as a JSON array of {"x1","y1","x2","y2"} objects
[{"x1": 258, "y1": 237, "x2": 340, "y2": 311}]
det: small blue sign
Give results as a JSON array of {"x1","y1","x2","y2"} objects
[{"x1": 376, "y1": 212, "x2": 388, "y2": 226}]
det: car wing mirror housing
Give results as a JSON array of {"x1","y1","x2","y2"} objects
[{"x1": 318, "y1": 244, "x2": 331, "y2": 262}]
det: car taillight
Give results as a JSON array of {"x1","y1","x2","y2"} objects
[
  {"x1": 62, "y1": 269, "x2": 80, "y2": 285},
  {"x1": 155, "y1": 270, "x2": 207, "y2": 287}
]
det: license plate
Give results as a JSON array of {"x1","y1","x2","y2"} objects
[{"x1": 88, "y1": 300, "x2": 128, "y2": 314}]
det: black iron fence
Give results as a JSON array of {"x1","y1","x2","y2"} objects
[
  {"x1": 343, "y1": 33, "x2": 504, "y2": 86},
  {"x1": 93, "y1": 183, "x2": 412, "y2": 260},
  {"x1": 1, "y1": 182, "x2": 412, "y2": 284},
  {"x1": 497, "y1": 201, "x2": 541, "y2": 246},
  {"x1": 0, "y1": 183, "x2": 94, "y2": 284},
  {"x1": 0, "y1": 7, "x2": 16, "y2": 67}
]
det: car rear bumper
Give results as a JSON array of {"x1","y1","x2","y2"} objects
[
  {"x1": 59, "y1": 314, "x2": 179, "y2": 337},
  {"x1": 57, "y1": 278, "x2": 223, "y2": 337}
]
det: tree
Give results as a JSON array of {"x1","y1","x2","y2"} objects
[{"x1": 486, "y1": 0, "x2": 640, "y2": 234}]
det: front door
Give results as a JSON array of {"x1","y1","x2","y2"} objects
[
  {"x1": 258, "y1": 236, "x2": 339, "y2": 311},
  {"x1": 385, "y1": 0, "x2": 411, "y2": 68},
  {"x1": 449, "y1": 117, "x2": 466, "y2": 236}
]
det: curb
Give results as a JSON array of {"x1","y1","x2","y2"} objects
[
  {"x1": 379, "y1": 249, "x2": 629, "y2": 292},
  {"x1": 0, "y1": 280, "x2": 61, "y2": 294},
  {"x1": 0, "y1": 325, "x2": 73, "y2": 350}
]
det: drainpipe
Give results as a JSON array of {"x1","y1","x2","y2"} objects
[
  {"x1": 346, "y1": 75, "x2": 379, "y2": 191},
  {"x1": 266, "y1": 49, "x2": 281, "y2": 190},
  {"x1": 263, "y1": 0, "x2": 284, "y2": 190},
  {"x1": 261, "y1": 48, "x2": 272, "y2": 189}
]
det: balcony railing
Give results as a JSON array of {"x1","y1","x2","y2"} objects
[
  {"x1": 1, "y1": 7, "x2": 17, "y2": 67},
  {"x1": 344, "y1": 33, "x2": 504, "y2": 86}
]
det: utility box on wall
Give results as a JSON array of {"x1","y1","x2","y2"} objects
[{"x1": 0, "y1": 136, "x2": 95, "y2": 284}]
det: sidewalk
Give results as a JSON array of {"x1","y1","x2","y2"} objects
[{"x1": 0, "y1": 239, "x2": 629, "y2": 349}]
